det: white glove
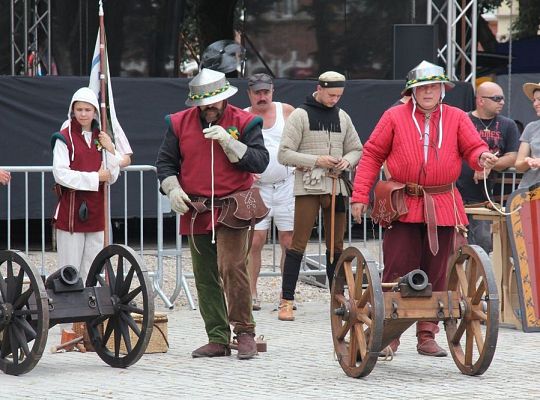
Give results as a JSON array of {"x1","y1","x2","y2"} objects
[
  {"x1": 161, "y1": 176, "x2": 191, "y2": 215},
  {"x1": 203, "y1": 125, "x2": 247, "y2": 163},
  {"x1": 303, "y1": 167, "x2": 325, "y2": 185}
]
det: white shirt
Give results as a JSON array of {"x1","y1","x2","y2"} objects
[
  {"x1": 52, "y1": 130, "x2": 121, "y2": 191},
  {"x1": 245, "y1": 102, "x2": 292, "y2": 183}
]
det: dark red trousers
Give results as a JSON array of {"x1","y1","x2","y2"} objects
[{"x1": 382, "y1": 222, "x2": 454, "y2": 291}]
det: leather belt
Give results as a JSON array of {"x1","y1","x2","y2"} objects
[
  {"x1": 405, "y1": 182, "x2": 454, "y2": 255},
  {"x1": 187, "y1": 196, "x2": 226, "y2": 253},
  {"x1": 189, "y1": 197, "x2": 225, "y2": 213}
]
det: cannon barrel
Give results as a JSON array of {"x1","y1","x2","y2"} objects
[
  {"x1": 399, "y1": 269, "x2": 428, "y2": 291},
  {"x1": 45, "y1": 265, "x2": 80, "y2": 290}
]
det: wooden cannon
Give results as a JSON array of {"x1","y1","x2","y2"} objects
[
  {"x1": 330, "y1": 245, "x2": 499, "y2": 378},
  {"x1": 0, "y1": 244, "x2": 154, "y2": 375}
]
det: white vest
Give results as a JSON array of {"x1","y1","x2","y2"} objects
[{"x1": 245, "y1": 102, "x2": 292, "y2": 183}]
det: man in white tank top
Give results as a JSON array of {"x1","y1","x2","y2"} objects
[{"x1": 245, "y1": 73, "x2": 295, "y2": 311}]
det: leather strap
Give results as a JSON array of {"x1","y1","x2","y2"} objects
[
  {"x1": 405, "y1": 183, "x2": 454, "y2": 255},
  {"x1": 68, "y1": 191, "x2": 75, "y2": 234},
  {"x1": 188, "y1": 197, "x2": 224, "y2": 254}
]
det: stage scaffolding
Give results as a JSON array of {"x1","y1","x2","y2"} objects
[
  {"x1": 10, "y1": 0, "x2": 51, "y2": 76},
  {"x1": 8, "y1": 0, "x2": 478, "y2": 84},
  {"x1": 428, "y1": 0, "x2": 478, "y2": 84}
]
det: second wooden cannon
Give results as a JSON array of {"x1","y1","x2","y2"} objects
[{"x1": 330, "y1": 245, "x2": 499, "y2": 378}]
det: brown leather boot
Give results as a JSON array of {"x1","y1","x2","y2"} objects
[
  {"x1": 416, "y1": 321, "x2": 447, "y2": 357},
  {"x1": 236, "y1": 333, "x2": 257, "y2": 360},
  {"x1": 191, "y1": 343, "x2": 231, "y2": 358},
  {"x1": 278, "y1": 299, "x2": 295, "y2": 321}
]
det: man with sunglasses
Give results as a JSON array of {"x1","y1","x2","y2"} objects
[{"x1": 457, "y1": 81, "x2": 520, "y2": 254}]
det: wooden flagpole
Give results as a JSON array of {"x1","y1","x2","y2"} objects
[{"x1": 98, "y1": 0, "x2": 110, "y2": 247}]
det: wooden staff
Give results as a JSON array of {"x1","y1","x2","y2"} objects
[
  {"x1": 329, "y1": 171, "x2": 338, "y2": 264},
  {"x1": 98, "y1": 1, "x2": 110, "y2": 247}
]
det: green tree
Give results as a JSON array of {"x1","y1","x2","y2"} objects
[{"x1": 479, "y1": 0, "x2": 540, "y2": 39}]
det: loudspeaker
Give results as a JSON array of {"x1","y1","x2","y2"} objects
[{"x1": 393, "y1": 24, "x2": 438, "y2": 80}]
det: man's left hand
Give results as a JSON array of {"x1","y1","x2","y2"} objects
[
  {"x1": 203, "y1": 125, "x2": 247, "y2": 163},
  {"x1": 203, "y1": 125, "x2": 230, "y2": 145}
]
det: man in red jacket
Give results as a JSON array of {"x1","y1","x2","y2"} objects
[{"x1": 351, "y1": 61, "x2": 498, "y2": 357}]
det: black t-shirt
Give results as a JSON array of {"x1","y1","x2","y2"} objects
[{"x1": 457, "y1": 113, "x2": 520, "y2": 203}]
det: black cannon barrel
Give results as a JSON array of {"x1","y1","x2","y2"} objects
[
  {"x1": 399, "y1": 269, "x2": 428, "y2": 291},
  {"x1": 45, "y1": 265, "x2": 80, "y2": 289}
]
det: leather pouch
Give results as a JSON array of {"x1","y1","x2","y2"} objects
[
  {"x1": 370, "y1": 180, "x2": 408, "y2": 227},
  {"x1": 217, "y1": 188, "x2": 270, "y2": 229},
  {"x1": 78, "y1": 201, "x2": 89, "y2": 222}
]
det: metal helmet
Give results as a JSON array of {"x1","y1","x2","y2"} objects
[
  {"x1": 401, "y1": 60, "x2": 455, "y2": 95},
  {"x1": 185, "y1": 68, "x2": 238, "y2": 106}
]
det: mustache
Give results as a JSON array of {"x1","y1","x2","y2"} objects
[
  {"x1": 203, "y1": 107, "x2": 219, "y2": 112},
  {"x1": 256, "y1": 100, "x2": 267, "y2": 105}
]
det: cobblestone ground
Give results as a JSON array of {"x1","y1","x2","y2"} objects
[
  {"x1": 3, "y1": 241, "x2": 538, "y2": 399},
  {"x1": 1, "y1": 301, "x2": 538, "y2": 400}
]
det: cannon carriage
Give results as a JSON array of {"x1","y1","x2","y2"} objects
[
  {"x1": 0, "y1": 244, "x2": 154, "y2": 375},
  {"x1": 330, "y1": 245, "x2": 499, "y2": 378}
]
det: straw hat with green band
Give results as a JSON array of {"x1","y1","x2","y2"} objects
[
  {"x1": 185, "y1": 68, "x2": 238, "y2": 106},
  {"x1": 401, "y1": 60, "x2": 455, "y2": 96}
]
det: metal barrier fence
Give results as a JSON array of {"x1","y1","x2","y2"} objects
[
  {"x1": 0, "y1": 165, "x2": 522, "y2": 310},
  {"x1": 0, "y1": 165, "x2": 192, "y2": 310}
]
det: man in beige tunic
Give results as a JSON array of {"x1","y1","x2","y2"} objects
[{"x1": 277, "y1": 71, "x2": 363, "y2": 321}]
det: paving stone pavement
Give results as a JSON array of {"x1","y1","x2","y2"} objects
[{"x1": 1, "y1": 299, "x2": 538, "y2": 400}]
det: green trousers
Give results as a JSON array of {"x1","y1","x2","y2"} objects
[{"x1": 189, "y1": 226, "x2": 255, "y2": 345}]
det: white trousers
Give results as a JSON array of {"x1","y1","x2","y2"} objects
[
  {"x1": 56, "y1": 229, "x2": 104, "y2": 281},
  {"x1": 254, "y1": 175, "x2": 295, "y2": 231}
]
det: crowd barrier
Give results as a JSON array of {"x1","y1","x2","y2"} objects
[{"x1": 0, "y1": 165, "x2": 521, "y2": 310}]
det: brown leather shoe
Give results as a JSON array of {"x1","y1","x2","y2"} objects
[
  {"x1": 191, "y1": 342, "x2": 231, "y2": 358},
  {"x1": 278, "y1": 299, "x2": 295, "y2": 321},
  {"x1": 416, "y1": 321, "x2": 447, "y2": 357},
  {"x1": 236, "y1": 333, "x2": 257, "y2": 360},
  {"x1": 417, "y1": 338, "x2": 448, "y2": 357}
]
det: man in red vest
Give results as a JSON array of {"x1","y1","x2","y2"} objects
[
  {"x1": 351, "y1": 61, "x2": 498, "y2": 357},
  {"x1": 156, "y1": 69, "x2": 269, "y2": 360}
]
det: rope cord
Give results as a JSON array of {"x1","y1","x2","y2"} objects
[{"x1": 482, "y1": 165, "x2": 521, "y2": 216}]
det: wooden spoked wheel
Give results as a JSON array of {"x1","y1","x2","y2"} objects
[
  {"x1": 0, "y1": 250, "x2": 49, "y2": 376},
  {"x1": 330, "y1": 246, "x2": 384, "y2": 378},
  {"x1": 86, "y1": 245, "x2": 154, "y2": 368},
  {"x1": 445, "y1": 245, "x2": 499, "y2": 376}
]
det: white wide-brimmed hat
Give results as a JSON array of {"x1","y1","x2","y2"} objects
[
  {"x1": 523, "y1": 82, "x2": 540, "y2": 101},
  {"x1": 401, "y1": 60, "x2": 455, "y2": 95},
  {"x1": 185, "y1": 68, "x2": 238, "y2": 106}
]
